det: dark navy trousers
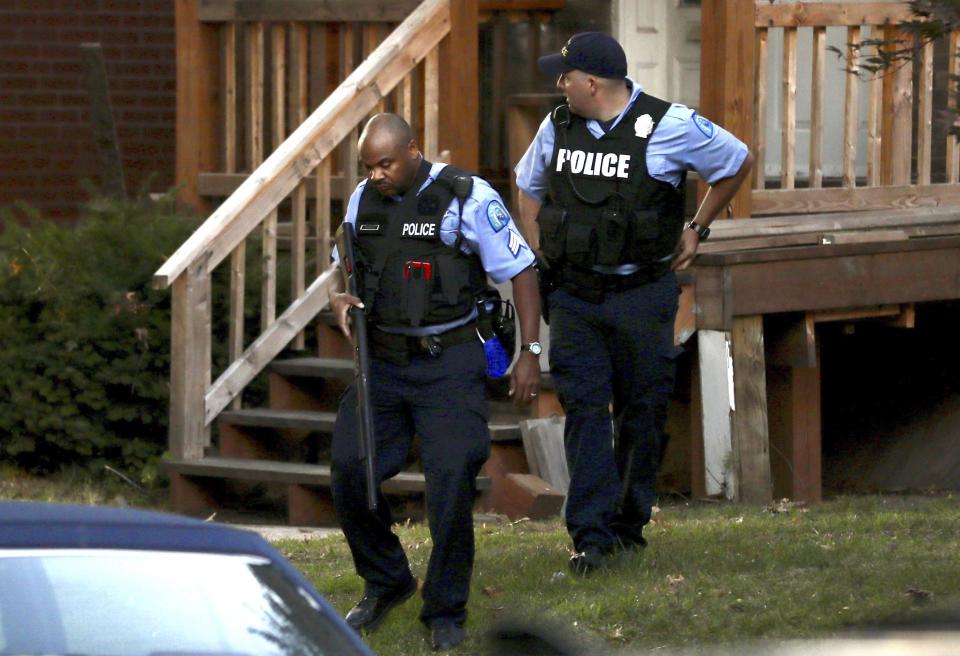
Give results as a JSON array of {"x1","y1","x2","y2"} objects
[
  {"x1": 548, "y1": 272, "x2": 681, "y2": 553},
  {"x1": 330, "y1": 340, "x2": 490, "y2": 626}
]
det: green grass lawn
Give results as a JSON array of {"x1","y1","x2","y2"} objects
[
  {"x1": 3, "y1": 469, "x2": 958, "y2": 654},
  {"x1": 0, "y1": 464, "x2": 164, "y2": 508},
  {"x1": 277, "y1": 495, "x2": 960, "y2": 655}
]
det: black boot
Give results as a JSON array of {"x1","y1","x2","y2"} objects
[
  {"x1": 430, "y1": 620, "x2": 466, "y2": 651},
  {"x1": 568, "y1": 546, "x2": 614, "y2": 576},
  {"x1": 345, "y1": 577, "x2": 417, "y2": 633}
]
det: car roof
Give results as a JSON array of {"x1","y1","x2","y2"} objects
[
  {"x1": 0, "y1": 502, "x2": 378, "y2": 655},
  {"x1": 0, "y1": 501, "x2": 274, "y2": 557}
]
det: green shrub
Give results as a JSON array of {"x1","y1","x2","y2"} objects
[
  {"x1": 0, "y1": 195, "x2": 306, "y2": 482},
  {"x1": 0, "y1": 196, "x2": 199, "y2": 478}
]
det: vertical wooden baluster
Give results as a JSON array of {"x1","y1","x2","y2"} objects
[
  {"x1": 223, "y1": 24, "x2": 237, "y2": 176},
  {"x1": 917, "y1": 38, "x2": 934, "y2": 186},
  {"x1": 809, "y1": 26, "x2": 825, "y2": 188},
  {"x1": 753, "y1": 28, "x2": 768, "y2": 190},
  {"x1": 247, "y1": 22, "x2": 264, "y2": 171},
  {"x1": 867, "y1": 27, "x2": 883, "y2": 187},
  {"x1": 781, "y1": 27, "x2": 797, "y2": 190},
  {"x1": 222, "y1": 23, "x2": 244, "y2": 410},
  {"x1": 261, "y1": 23, "x2": 284, "y2": 332},
  {"x1": 948, "y1": 31, "x2": 960, "y2": 184},
  {"x1": 363, "y1": 23, "x2": 387, "y2": 114},
  {"x1": 341, "y1": 23, "x2": 359, "y2": 203},
  {"x1": 315, "y1": 157, "x2": 332, "y2": 277},
  {"x1": 290, "y1": 22, "x2": 308, "y2": 349},
  {"x1": 237, "y1": 21, "x2": 264, "y2": 411},
  {"x1": 424, "y1": 46, "x2": 440, "y2": 160},
  {"x1": 842, "y1": 26, "x2": 860, "y2": 188},
  {"x1": 883, "y1": 27, "x2": 913, "y2": 186},
  {"x1": 400, "y1": 74, "x2": 413, "y2": 124}
]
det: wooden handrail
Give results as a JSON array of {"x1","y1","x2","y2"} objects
[
  {"x1": 205, "y1": 266, "x2": 339, "y2": 424},
  {"x1": 154, "y1": 0, "x2": 451, "y2": 289},
  {"x1": 754, "y1": 2, "x2": 913, "y2": 27}
]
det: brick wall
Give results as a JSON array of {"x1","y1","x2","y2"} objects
[{"x1": 0, "y1": 0, "x2": 176, "y2": 222}]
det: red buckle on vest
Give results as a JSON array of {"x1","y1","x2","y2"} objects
[{"x1": 404, "y1": 260, "x2": 432, "y2": 281}]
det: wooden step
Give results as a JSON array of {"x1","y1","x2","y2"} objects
[
  {"x1": 221, "y1": 405, "x2": 521, "y2": 442},
  {"x1": 219, "y1": 408, "x2": 337, "y2": 432},
  {"x1": 488, "y1": 417, "x2": 521, "y2": 442},
  {"x1": 272, "y1": 356, "x2": 555, "y2": 390},
  {"x1": 269, "y1": 357, "x2": 353, "y2": 380},
  {"x1": 165, "y1": 456, "x2": 491, "y2": 494}
]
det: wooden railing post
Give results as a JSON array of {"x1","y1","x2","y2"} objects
[
  {"x1": 438, "y1": 0, "x2": 479, "y2": 169},
  {"x1": 699, "y1": 0, "x2": 754, "y2": 218},
  {"x1": 169, "y1": 266, "x2": 212, "y2": 460},
  {"x1": 699, "y1": 0, "x2": 768, "y2": 504},
  {"x1": 174, "y1": 0, "x2": 219, "y2": 211}
]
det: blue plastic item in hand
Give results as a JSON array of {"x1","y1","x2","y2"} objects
[{"x1": 483, "y1": 335, "x2": 511, "y2": 378}]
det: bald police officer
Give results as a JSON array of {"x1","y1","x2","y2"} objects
[
  {"x1": 330, "y1": 113, "x2": 542, "y2": 650},
  {"x1": 515, "y1": 33, "x2": 753, "y2": 574}
]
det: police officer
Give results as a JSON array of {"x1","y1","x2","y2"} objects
[
  {"x1": 515, "y1": 33, "x2": 753, "y2": 574},
  {"x1": 330, "y1": 113, "x2": 542, "y2": 650}
]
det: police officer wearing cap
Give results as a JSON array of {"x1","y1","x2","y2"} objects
[
  {"x1": 515, "y1": 33, "x2": 753, "y2": 574},
  {"x1": 329, "y1": 113, "x2": 542, "y2": 650}
]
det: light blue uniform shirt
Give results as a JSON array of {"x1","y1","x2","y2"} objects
[
  {"x1": 514, "y1": 78, "x2": 749, "y2": 200},
  {"x1": 335, "y1": 161, "x2": 535, "y2": 285}
]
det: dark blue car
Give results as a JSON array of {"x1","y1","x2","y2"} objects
[{"x1": 0, "y1": 502, "x2": 374, "y2": 656}]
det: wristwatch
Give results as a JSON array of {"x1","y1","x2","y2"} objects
[
  {"x1": 686, "y1": 220, "x2": 711, "y2": 241},
  {"x1": 521, "y1": 342, "x2": 543, "y2": 357}
]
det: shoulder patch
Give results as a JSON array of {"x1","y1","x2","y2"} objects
[
  {"x1": 507, "y1": 228, "x2": 524, "y2": 258},
  {"x1": 692, "y1": 112, "x2": 715, "y2": 139},
  {"x1": 486, "y1": 200, "x2": 510, "y2": 233}
]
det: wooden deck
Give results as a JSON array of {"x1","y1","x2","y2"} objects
[
  {"x1": 684, "y1": 0, "x2": 960, "y2": 503},
  {"x1": 689, "y1": 218, "x2": 960, "y2": 502}
]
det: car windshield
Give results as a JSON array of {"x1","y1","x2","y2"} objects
[{"x1": 0, "y1": 549, "x2": 359, "y2": 656}]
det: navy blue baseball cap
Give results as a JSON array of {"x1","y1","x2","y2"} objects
[{"x1": 538, "y1": 32, "x2": 628, "y2": 79}]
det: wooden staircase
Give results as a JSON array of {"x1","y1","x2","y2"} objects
[
  {"x1": 165, "y1": 348, "x2": 548, "y2": 525},
  {"x1": 158, "y1": 0, "x2": 569, "y2": 525}
]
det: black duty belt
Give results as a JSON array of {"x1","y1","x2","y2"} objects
[
  {"x1": 369, "y1": 321, "x2": 478, "y2": 366},
  {"x1": 558, "y1": 262, "x2": 670, "y2": 303}
]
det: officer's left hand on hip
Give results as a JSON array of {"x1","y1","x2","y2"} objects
[{"x1": 671, "y1": 230, "x2": 699, "y2": 271}]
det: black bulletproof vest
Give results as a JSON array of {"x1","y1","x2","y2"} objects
[
  {"x1": 538, "y1": 92, "x2": 686, "y2": 271},
  {"x1": 354, "y1": 159, "x2": 486, "y2": 328}
]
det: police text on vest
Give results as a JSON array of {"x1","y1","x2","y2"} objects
[
  {"x1": 402, "y1": 222, "x2": 436, "y2": 237},
  {"x1": 556, "y1": 149, "x2": 631, "y2": 179}
]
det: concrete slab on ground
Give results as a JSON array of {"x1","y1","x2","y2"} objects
[{"x1": 239, "y1": 524, "x2": 341, "y2": 542}]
